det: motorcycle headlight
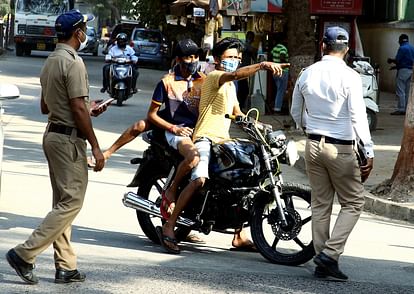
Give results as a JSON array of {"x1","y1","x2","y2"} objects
[{"x1": 285, "y1": 140, "x2": 299, "y2": 166}]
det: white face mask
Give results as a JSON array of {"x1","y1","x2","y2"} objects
[
  {"x1": 77, "y1": 30, "x2": 88, "y2": 51},
  {"x1": 221, "y1": 58, "x2": 240, "y2": 72}
]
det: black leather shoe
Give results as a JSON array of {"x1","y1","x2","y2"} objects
[
  {"x1": 313, "y1": 252, "x2": 348, "y2": 281},
  {"x1": 55, "y1": 269, "x2": 86, "y2": 284},
  {"x1": 100, "y1": 87, "x2": 106, "y2": 93},
  {"x1": 390, "y1": 110, "x2": 406, "y2": 115},
  {"x1": 6, "y1": 249, "x2": 39, "y2": 284},
  {"x1": 314, "y1": 266, "x2": 328, "y2": 278}
]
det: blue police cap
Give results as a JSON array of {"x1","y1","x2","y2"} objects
[
  {"x1": 323, "y1": 26, "x2": 349, "y2": 45},
  {"x1": 55, "y1": 9, "x2": 94, "y2": 37}
]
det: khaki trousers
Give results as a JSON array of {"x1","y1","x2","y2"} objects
[
  {"x1": 14, "y1": 131, "x2": 88, "y2": 270},
  {"x1": 305, "y1": 137, "x2": 365, "y2": 261}
]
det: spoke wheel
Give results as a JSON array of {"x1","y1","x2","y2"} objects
[
  {"x1": 251, "y1": 183, "x2": 315, "y2": 266},
  {"x1": 136, "y1": 174, "x2": 191, "y2": 244}
]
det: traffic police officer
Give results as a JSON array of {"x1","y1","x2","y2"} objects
[
  {"x1": 6, "y1": 9, "x2": 106, "y2": 285},
  {"x1": 291, "y1": 26, "x2": 374, "y2": 281}
]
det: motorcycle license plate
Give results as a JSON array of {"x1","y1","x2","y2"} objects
[{"x1": 37, "y1": 43, "x2": 46, "y2": 50}]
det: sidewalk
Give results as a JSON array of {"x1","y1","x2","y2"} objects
[{"x1": 255, "y1": 91, "x2": 414, "y2": 224}]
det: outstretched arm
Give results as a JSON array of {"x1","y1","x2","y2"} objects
[{"x1": 219, "y1": 62, "x2": 289, "y2": 86}]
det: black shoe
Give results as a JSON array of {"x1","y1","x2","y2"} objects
[
  {"x1": 55, "y1": 269, "x2": 86, "y2": 284},
  {"x1": 132, "y1": 88, "x2": 138, "y2": 94},
  {"x1": 6, "y1": 249, "x2": 39, "y2": 284},
  {"x1": 314, "y1": 265, "x2": 328, "y2": 278},
  {"x1": 100, "y1": 87, "x2": 106, "y2": 93},
  {"x1": 390, "y1": 110, "x2": 406, "y2": 115},
  {"x1": 313, "y1": 252, "x2": 348, "y2": 281}
]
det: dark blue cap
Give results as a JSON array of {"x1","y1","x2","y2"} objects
[
  {"x1": 323, "y1": 26, "x2": 349, "y2": 45},
  {"x1": 55, "y1": 9, "x2": 94, "y2": 37}
]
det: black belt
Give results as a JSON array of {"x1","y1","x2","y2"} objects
[
  {"x1": 308, "y1": 134, "x2": 353, "y2": 145},
  {"x1": 48, "y1": 123, "x2": 86, "y2": 140}
]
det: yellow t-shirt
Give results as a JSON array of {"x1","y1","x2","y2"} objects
[{"x1": 193, "y1": 70, "x2": 239, "y2": 143}]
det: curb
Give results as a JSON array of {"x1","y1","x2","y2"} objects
[
  {"x1": 363, "y1": 193, "x2": 414, "y2": 223},
  {"x1": 293, "y1": 156, "x2": 414, "y2": 224}
]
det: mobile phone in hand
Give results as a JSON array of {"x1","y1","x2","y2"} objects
[{"x1": 97, "y1": 98, "x2": 115, "y2": 108}]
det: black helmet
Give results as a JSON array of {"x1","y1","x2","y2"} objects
[{"x1": 116, "y1": 33, "x2": 128, "y2": 48}]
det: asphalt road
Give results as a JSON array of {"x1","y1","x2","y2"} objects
[{"x1": 0, "y1": 50, "x2": 413, "y2": 293}]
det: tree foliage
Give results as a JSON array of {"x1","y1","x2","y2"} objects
[{"x1": 0, "y1": 0, "x2": 10, "y2": 16}]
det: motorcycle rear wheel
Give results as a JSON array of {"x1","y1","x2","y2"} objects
[
  {"x1": 251, "y1": 183, "x2": 315, "y2": 266},
  {"x1": 136, "y1": 174, "x2": 192, "y2": 244}
]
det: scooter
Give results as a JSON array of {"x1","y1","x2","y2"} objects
[
  {"x1": 107, "y1": 57, "x2": 134, "y2": 106},
  {"x1": 352, "y1": 57, "x2": 380, "y2": 131}
]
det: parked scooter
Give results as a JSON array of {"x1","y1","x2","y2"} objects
[
  {"x1": 352, "y1": 57, "x2": 380, "y2": 131},
  {"x1": 106, "y1": 57, "x2": 135, "y2": 106}
]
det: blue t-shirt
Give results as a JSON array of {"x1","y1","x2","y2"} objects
[
  {"x1": 396, "y1": 42, "x2": 414, "y2": 70},
  {"x1": 152, "y1": 66, "x2": 204, "y2": 128}
]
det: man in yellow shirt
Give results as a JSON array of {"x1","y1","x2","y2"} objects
[{"x1": 157, "y1": 37, "x2": 288, "y2": 254}]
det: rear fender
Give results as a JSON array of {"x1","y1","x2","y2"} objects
[{"x1": 127, "y1": 150, "x2": 172, "y2": 187}]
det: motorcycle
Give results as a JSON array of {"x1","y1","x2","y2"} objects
[
  {"x1": 123, "y1": 109, "x2": 315, "y2": 266},
  {"x1": 352, "y1": 57, "x2": 380, "y2": 131},
  {"x1": 106, "y1": 57, "x2": 135, "y2": 106}
]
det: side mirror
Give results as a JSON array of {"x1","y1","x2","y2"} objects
[{"x1": 0, "y1": 84, "x2": 20, "y2": 100}]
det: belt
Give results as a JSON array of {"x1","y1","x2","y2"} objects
[
  {"x1": 48, "y1": 123, "x2": 86, "y2": 140},
  {"x1": 308, "y1": 134, "x2": 353, "y2": 145}
]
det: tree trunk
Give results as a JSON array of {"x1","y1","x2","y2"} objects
[
  {"x1": 284, "y1": 0, "x2": 315, "y2": 83},
  {"x1": 388, "y1": 70, "x2": 414, "y2": 202}
]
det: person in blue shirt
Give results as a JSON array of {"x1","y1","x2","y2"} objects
[
  {"x1": 387, "y1": 34, "x2": 414, "y2": 115},
  {"x1": 100, "y1": 33, "x2": 139, "y2": 94}
]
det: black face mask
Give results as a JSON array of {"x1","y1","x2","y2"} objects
[
  {"x1": 118, "y1": 41, "x2": 127, "y2": 49},
  {"x1": 181, "y1": 61, "x2": 199, "y2": 75}
]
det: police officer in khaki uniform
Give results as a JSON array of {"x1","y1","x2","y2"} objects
[{"x1": 6, "y1": 10, "x2": 106, "y2": 285}]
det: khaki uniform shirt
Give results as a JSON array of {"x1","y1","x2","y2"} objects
[{"x1": 40, "y1": 43, "x2": 90, "y2": 127}]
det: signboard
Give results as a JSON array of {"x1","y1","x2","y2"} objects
[
  {"x1": 250, "y1": 0, "x2": 282, "y2": 13},
  {"x1": 310, "y1": 0, "x2": 363, "y2": 15},
  {"x1": 225, "y1": 0, "x2": 251, "y2": 15},
  {"x1": 193, "y1": 7, "x2": 205, "y2": 17}
]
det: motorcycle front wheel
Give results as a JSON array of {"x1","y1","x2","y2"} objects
[
  {"x1": 136, "y1": 174, "x2": 192, "y2": 244},
  {"x1": 116, "y1": 89, "x2": 125, "y2": 106},
  {"x1": 251, "y1": 183, "x2": 314, "y2": 266}
]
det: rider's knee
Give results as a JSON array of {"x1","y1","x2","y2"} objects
[
  {"x1": 132, "y1": 119, "x2": 147, "y2": 135},
  {"x1": 192, "y1": 177, "x2": 205, "y2": 189},
  {"x1": 184, "y1": 153, "x2": 200, "y2": 169}
]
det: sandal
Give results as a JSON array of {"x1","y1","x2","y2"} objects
[
  {"x1": 155, "y1": 226, "x2": 180, "y2": 254},
  {"x1": 160, "y1": 191, "x2": 175, "y2": 220}
]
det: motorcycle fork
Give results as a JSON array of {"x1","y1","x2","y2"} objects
[{"x1": 260, "y1": 145, "x2": 288, "y2": 227}]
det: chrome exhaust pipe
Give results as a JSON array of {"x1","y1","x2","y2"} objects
[{"x1": 122, "y1": 192, "x2": 195, "y2": 227}]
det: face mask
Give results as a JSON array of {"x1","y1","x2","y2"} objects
[
  {"x1": 77, "y1": 30, "x2": 88, "y2": 52},
  {"x1": 221, "y1": 58, "x2": 240, "y2": 72},
  {"x1": 182, "y1": 60, "x2": 199, "y2": 75}
]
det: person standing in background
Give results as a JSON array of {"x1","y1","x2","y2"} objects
[
  {"x1": 387, "y1": 33, "x2": 414, "y2": 115},
  {"x1": 237, "y1": 31, "x2": 257, "y2": 111},
  {"x1": 271, "y1": 36, "x2": 289, "y2": 113}
]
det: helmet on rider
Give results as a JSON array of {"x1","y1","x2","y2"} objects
[{"x1": 116, "y1": 33, "x2": 128, "y2": 49}]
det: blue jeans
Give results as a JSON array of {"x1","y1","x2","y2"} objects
[
  {"x1": 396, "y1": 68, "x2": 412, "y2": 112},
  {"x1": 273, "y1": 71, "x2": 289, "y2": 111}
]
